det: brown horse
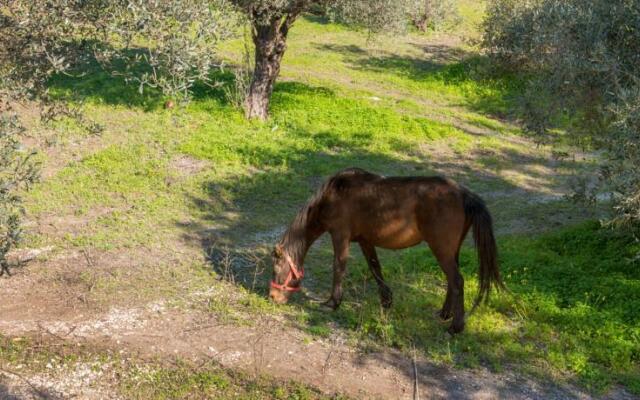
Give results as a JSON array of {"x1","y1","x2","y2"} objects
[{"x1": 269, "y1": 168, "x2": 503, "y2": 334}]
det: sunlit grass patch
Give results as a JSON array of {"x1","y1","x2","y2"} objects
[{"x1": 295, "y1": 222, "x2": 639, "y2": 393}]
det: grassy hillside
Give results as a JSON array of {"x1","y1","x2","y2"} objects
[{"x1": 7, "y1": 3, "x2": 638, "y2": 397}]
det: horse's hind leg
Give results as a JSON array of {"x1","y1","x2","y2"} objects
[
  {"x1": 441, "y1": 257, "x2": 464, "y2": 334},
  {"x1": 438, "y1": 252, "x2": 460, "y2": 321},
  {"x1": 439, "y1": 282, "x2": 453, "y2": 321},
  {"x1": 359, "y1": 241, "x2": 392, "y2": 308},
  {"x1": 426, "y1": 241, "x2": 465, "y2": 334},
  {"x1": 324, "y1": 232, "x2": 350, "y2": 310}
]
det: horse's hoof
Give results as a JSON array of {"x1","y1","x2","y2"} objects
[{"x1": 380, "y1": 288, "x2": 393, "y2": 309}]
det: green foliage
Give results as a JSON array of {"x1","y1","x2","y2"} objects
[
  {"x1": 482, "y1": 0, "x2": 640, "y2": 233},
  {"x1": 94, "y1": 0, "x2": 238, "y2": 101},
  {"x1": 0, "y1": 0, "x2": 236, "y2": 105},
  {"x1": 232, "y1": 0, "x2": 413, "y2": 32},
  {"x1": 0, "y1": 1, "x2": 97, "y2": 96},
  {"x1": 328, "y1": 0, "x2": 413, "y2": 33},
  {"x1": 408, "y1": 0, "x2": 461, "y2": 32},
  {"x1": 0, "y1": 114, "x2": 38, "y2": 275}
]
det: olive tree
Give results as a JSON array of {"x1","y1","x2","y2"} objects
[
  {"x1": 482, "y1": 0, "x2": 640, "y2": 233},
  {"x1": 231, "y1": 0, "x2": 413, "y2": 120},
  {"x1": 0, "y1": 114, "x2": 38, "y2": 276},
  {"x1": 94, "y1": 0, "x2": 238, "y2": 101}
]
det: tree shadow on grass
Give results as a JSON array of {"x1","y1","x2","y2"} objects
[
  {"x1": 47, "y1": 44, "x2": 239, "y2": 111},
  {"x1": 315, "y1": 42, "x2": 525, "y2": 120},
  {"x1": 48, "y1": 50, "x2": 165, "y2": 111}
]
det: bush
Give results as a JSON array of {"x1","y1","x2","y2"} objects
[
  {"x1": 482, "y1": 0, "x2": 640, "y2": 234},
  {"x1": 94, "y1": 0, "x2": 238, "y2": 102},
  {"x1": 0, "y1": 114, "x2": 38, "y2": 275}
]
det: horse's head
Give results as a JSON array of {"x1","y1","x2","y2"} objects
[{"x1": 269, "y1": 243, "x2": 304, "y2": 304}]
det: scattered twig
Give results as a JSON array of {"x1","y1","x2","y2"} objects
[
  {"x1": 250, "y1": 252, "x2": 264, "y2": 292},
  {"x1": 81, "y1": 249, "x2": 94, "y2": 268},
  {"x1": 412, "y1": 346, "x2": 420, "y2": 400},
  {"x1": 181, "y1": 323, "x2": 219, "y2": 334},
  {"x1": 36, "y1": 322, "x2": 70, "y2": 342},
  {"x1": 321, "y1": 349, "x2": 333, "y2": 380},
  {"x1": 251, "y1": 322, "x2": 266, "y2": 377}
]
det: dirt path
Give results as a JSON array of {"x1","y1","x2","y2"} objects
[{"x1": 1, "y1": 289, "x2": 634, "y2": 400}]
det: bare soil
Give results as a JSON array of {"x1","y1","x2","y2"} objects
[{"x1": 0, "y1": 259, "x2": 635, "y2": 400}]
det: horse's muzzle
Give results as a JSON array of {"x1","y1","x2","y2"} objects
[{"x1": 269, "y1": 288, "x2": 289, "y2": 304}]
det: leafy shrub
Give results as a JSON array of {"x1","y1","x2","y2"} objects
[
  {"x1": 482, "y1": 0, "x2": 640, "y2": 234},
  {"x1": 94, "y1": 0, "x2": 238, "y2": 102},
  {"x1": 0, "y1": 114, "x2": 38, "y2": 275}
]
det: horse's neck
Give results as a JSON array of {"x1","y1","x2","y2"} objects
[
  {"x1": 283, "y1": 234, "x2": 309, "y2": 266},
  {"x1": 283, "y1": 225, "x2": 322, "y2": 267}
]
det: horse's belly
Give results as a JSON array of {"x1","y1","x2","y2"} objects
[{"x1": 365, "y1": 221, "x2": 423, "y2": 249}]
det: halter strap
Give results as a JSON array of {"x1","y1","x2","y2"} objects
[{"x1": 270, "y1": 252, "x2": 304, "y2": 292}]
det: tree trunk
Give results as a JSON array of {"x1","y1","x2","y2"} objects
[
  {"x1": 413, "y1": 16, "x2": 428, "y2": 32},
  {"x1": 244, "y1": 23, "x2": 286, "y2": 120},
  {"x1": 245, "y1": 10, "x2": 300, "y2": 120},
  {"x1": 413, "y1": 0, "x2": 432, "y2": 32}
]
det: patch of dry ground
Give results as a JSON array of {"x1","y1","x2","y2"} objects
[{"x1": 3, "y1": 292, "x2": 634, "y2": 400}]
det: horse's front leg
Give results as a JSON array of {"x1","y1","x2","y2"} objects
[
  {"x1": 324, "y1": 233, "x2": 350, "y2": 310},
  {"x1": 359, "y1": 241, "x2": 392, "y2": 309}
]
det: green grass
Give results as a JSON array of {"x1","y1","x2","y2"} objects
[
  {"x1": 12, "y1": 4, "x2": 637, "y2": 397},
  {"x1": 289, "y1": 222, "x2": 639, "y2": 393}
]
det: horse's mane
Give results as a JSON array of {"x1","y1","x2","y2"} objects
[{"x1": 280, "y1": 168, "x2": 370, "y2": 258}]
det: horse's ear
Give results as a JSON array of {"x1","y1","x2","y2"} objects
[{"x1": 274, "y1": 243, "x2": 284, "y2": 257}]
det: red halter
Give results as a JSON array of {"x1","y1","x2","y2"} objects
[{"x1": 270, "y1": 252, "x2": 304, "y2": 292}]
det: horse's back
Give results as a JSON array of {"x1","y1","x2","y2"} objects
[{"x1": 318, "y1": 170, "x2": 466, "y2": 248}]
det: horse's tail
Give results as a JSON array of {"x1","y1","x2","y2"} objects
[{"x1": 462, "y1": 189, "x2": 504, "y2": 310}]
